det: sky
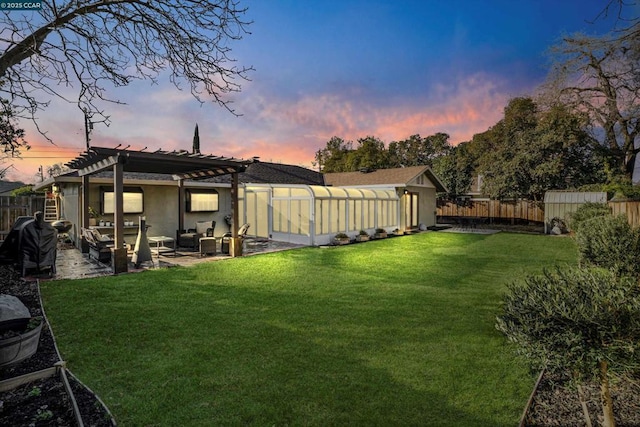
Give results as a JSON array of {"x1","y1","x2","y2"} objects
[{"x1": 4, "y1": 0, "x2": 634, "y2": 184}]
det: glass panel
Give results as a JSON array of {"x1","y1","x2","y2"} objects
[
  {"x1": 290, "y1": 188, "x2": 309, "y2": 198},
  {"x1": 290, "y1": 200, "x2": 300, "y2": 234},
  {"x1": 300, "y1": 200, "x2": 310, "y2": 235},
  {"x1": 310, "y1": 186, "x2": 330, "y2": 198},
  {"x1": 330, "y1": 200, "x2": 339, "y2": 233},
  {"x1": 345, "y1": 188, "x2": 363, "y2": 198},
  {"x1": 361, "y1": 189, "x2": 376, "y2": 199},
  {"x1": 103, "y1": 191, "x2": 143, "y2": 214},
  {"x1": 273, "y1": 199, "x2": 287, "y2": 232},
  {"x1": 189, "y1": 192, "x2": 219, "y2": 212},
  {"x1": 273, "y1": 188, "x2": 289, "y2": 198}
]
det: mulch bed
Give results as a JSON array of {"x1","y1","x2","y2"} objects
[
  {"x1": 0, "y1": 265, "x2": 115, "y2": 426},
  {"x1": 524, "y1": 370, "x2": 640, "y2": 426}
]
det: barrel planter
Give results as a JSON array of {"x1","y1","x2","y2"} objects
[{"x1": 0, "y1": 319, "x2": 42, "y2": 368}]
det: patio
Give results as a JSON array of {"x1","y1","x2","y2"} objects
[{"x1": 35, "y1": 238, "x2": 305, "y2": 281}]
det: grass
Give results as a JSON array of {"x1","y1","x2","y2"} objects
[{"x1": 40, "y1": 232, "x2": 577, "y2": 426}]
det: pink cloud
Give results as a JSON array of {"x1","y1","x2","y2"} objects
[{"x1": 5, "y1": 73, "x2": 512, "y2": 183}]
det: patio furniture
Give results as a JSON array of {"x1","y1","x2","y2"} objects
[
  {"x1": 148, "y1": 236, "x2": 176, "y2": 258},
  {"x1": 82, "y1": 227, "x2": 115, "y2": 263},
  {"x1": 221, "y1": 223, "x2": 250, "y2": 255},
  {"x1": 199, "y1": 237, "x2": 217, "y2": 256},
  {"x1": 177, "y1": 221, "x2": 215, "y2": 249}
]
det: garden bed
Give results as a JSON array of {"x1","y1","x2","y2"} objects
[
  {"x1": 0, "y1": 266, "x2": 115, "y2": 426},
  {"x1": 522, "y1": 370, "x2": 640, "y2": 426}
]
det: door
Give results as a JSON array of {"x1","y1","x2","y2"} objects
[{"x1": 405, "y1": 192, "x2": 419, "y2": 229}]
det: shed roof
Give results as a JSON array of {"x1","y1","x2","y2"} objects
[
  {"x1": 323, "y1": 165, "x2": 447, "y2": 192},
  {"x1": 543, "y1": 191, "x2": 607, "y2": 204}
]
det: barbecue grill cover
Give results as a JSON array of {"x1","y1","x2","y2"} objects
[{"x1": 0, "y1": 212, "x2": 57, "y2": 275}]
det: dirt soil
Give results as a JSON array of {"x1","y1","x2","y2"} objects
[{"x1": 0, "y1": 265, "x2": 115, "y2": 426}]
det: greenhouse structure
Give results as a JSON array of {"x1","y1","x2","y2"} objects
[{"x1": 240, "y1": 184, "x2": 400, "y2": 246}]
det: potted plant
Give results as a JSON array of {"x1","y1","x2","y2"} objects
[
  {"x1": 334, "y1": 232, "x2": 350, "y2": 245},
  {"x1": 356, "y1": 230, "x2": 369, "y2": 242},
  {"x1": 392, "y1": 228, "x2": 404, "y2": 236},
  {"x1": 374, "y1": 228, "x2": 387, "y2": 239},
  {"x1": 88, "y1": 206, "x2": 99, "y2": 226}
]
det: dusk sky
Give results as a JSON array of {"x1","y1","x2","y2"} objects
[{"x1": 5, "y1": 0, "x2": 631, "y2": 184}]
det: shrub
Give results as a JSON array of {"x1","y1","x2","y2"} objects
[
  {"x1": 568, "y1": 202, "x2": 611, "y2": 234},
  {"x1": 574, "y1": 214, "x2": 640, "y2": 278},
  {"x1": 496, "y1": 267, "x2": 640, "y2": 426}
]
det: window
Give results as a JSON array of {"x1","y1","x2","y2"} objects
[
  {"x1": 101, "y1": 187, "x2": 144, "y2": 214},
  {"x1": 186, "y1": 189, "x2": 219, "y2": 212}
]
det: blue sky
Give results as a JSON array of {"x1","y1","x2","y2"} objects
[{"x1": 8, "y1": 0, "x2": 633, "y2": 183}]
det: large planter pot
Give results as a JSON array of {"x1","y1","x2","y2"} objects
[
  {"x1": 374, "y1": 232, "x2": 387, "y2": 239},
  {"x1": 356, "y1": 235, "x2": 369, "y2": 242},
  {"x1": 0, "y1": 319, "x2": 43, "y2": 367},
  {"x1": 334, "y1": 237, "x2": 350, "y2": 245}
]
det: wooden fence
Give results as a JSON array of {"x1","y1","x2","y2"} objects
[
  {"x1": 609, "y1": 200, "x2": 640, "y2": 228},
  {"x1": 437, "y1": 198, "x2": 640, "y2": 228},
  {"x1": 0, "y1": 195, "x2": 45, "y2": 240},
  {"x1": 437, "y1": 199, "x2": 545, "y2": 223}
]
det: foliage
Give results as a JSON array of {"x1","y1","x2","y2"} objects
[
  {"x1": 474, "y1": 98, "x2": 606, "y2": 201},
  {"x1": 496, "y1": 266, "x2": 640, "y2": 426},
  {"x1": 573, "y1": 214, "x2": 640, "y2": 278},
  {"x1": 0, "y1": 1, "x2": 253, "y2": 130},
  {"x1": 40, "y1": 233, "x2": 577, "y2": 426},
  {"x1": 0, "y1": 97, "x2": 29, "y2": 173},
  {"x1": 580, "y1": 176, "x2": 640, "y2": 200},
  {"x1": 88, "y1": 206, "x2": 100, "y2": 219},
  {"x1": 432, "y1": 143, "x2": 473, "y2": 199},
  {"x1": 497, "y1": 267, "x2": 640, "y2": 379},
  {"x1": 334, "y1": 232, "x2": 349, "y2": 239},
  {"x1": 315, "y1": 133, "x2": 451, "y2": 173},
  {"x1": 567, "y1": 202, "x2": 611, "y2": 234},
  {"x1": 358, "y1": 230, "x2": 368, "y2": 236},
  {"x1": 11, "y1": 185, "x2": 36, "y2": 196}
]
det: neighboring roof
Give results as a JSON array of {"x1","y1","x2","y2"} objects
[
  {"x1": 324, "y1": 166, "x2": 447, "y2": 192},
  {"x1": 0, "y1": 180, "x2": 26, "y2": 195},
  {"x1": 544, "y1": 191, "x2": 607, "y2": 204},
  {"x1": 206, "y1": 161, "x2": 325, "y2": 185}
]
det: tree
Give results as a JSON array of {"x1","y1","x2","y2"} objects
[
  {"x1": 314, "y1": 136, "x2": 353, "y2": 173},
  {"x1": 387, "y1": 133, "x2": 450, "y2": 168},
  {"x1": 476, "y1": 98, "x2": 605, "y2": 201},
  {"x1": 0, "y1": 1, "x2": 253, "y2": 130},
  {"x1": 0, "y1": 96, "x2": 29, "y2": 177},
  {"x1": 541, "y1": 27, "x2": 640, "y2": 179},
  {"x1": 346, "y1": 136, "x2": 388, "y2": 171},
  {"x1": 497, "y1": 267, "x2": 640, "y2": 427},
  {"x1": 431, "y1": 143, "x2": 473, "y2": 199}
]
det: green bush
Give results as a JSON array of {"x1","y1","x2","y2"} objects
[
  {"x1": 496, "y1": 267, "x2": 640, "y2": 379},
  {"x1": 568, "y1": 202, "x2": 611, "y2": 234},
  {"x1": 574, "y1": 214, "x2": 640, "y2": 278}
]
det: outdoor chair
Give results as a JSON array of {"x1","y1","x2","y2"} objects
[
  {"x1": 82, "y1": 227, "x2": 115, "y2": 263},
  {"x1": 221, "y1": 223, "x2": 250, "y2": 254},
  {"x1": 177, "y1": 220, "x2": 215, "y2": 249}
]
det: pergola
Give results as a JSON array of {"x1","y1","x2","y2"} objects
[{"x1": 66, "y1": 147, "x2": 253, "y2": 273}]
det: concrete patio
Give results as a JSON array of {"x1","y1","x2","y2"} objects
[{"x1": 36, "y1": 238, "x2": 305, "y2": 281}]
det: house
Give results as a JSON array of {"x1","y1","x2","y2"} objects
[
  {"x1": 324, "y1": 166, "x2": 447, "y2": 233},
  {"x1": 34, "y1": 147, "x2": 447, "y2": 250},
  {"x1": 33, "y1": 159, "x2": 324, "y2": 249}
]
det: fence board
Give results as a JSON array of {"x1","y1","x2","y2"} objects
[
  {"x1": 0, "y1": 195, "x2": 45, "y2": 239},
  {"x1": 437, "y1": 199, "x2": 545, "y2": 223},
  {"x1": 609, "y1": 200, "x2": 640, "y2": 228}
]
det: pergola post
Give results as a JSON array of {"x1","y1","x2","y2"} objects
[
  {"x1": 112, "y1": 158, "x2": 128, "y2": 274},
  {"x1": 230, "y1": 171, "x2": 242, "y2": 257},
  {"x1": 81, "y1": 175, "x2": 90, "y2": 253},
  {"x1": 177, "y1": 179, "x2": 185, "y2": 241}
]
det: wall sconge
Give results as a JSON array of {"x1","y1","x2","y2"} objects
[
  {"x1": 403, "y1": 189, "x2": 408, "y2": 195},
  {"x1": 52, "y1": 183, "x2": 60, "y2": 194}
]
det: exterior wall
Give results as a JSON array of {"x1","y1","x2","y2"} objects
[
  {"x1": 59, "y1": 181, "x2": 232, "y2": 247},
  {"x1": 400, "y1": 186, "x2": 437, "y2": 230}
]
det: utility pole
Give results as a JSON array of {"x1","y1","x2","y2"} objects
[{"x1": 84, "y1": 109, "x2": 93, "y2": 150}]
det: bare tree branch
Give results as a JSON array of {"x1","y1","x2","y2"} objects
[{"x1": 0, "y1": 0, "x2": 253, "y2": 136}]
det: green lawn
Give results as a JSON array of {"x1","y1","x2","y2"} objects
[{"x1": 41, "y1": 232, "x2": 577, "y2": 426}]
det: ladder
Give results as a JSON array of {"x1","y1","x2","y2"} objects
[{"x1": 44, "y1": 194, "x2": 58, "y2": 222}]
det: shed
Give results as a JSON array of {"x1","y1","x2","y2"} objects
[{"x1": 543, "y1": 191, "x2": 608, "y2": 233}]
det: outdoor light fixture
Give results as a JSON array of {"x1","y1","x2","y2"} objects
[{"x1": 51, "y1": 183, "x2": 60, "y2": 194}]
